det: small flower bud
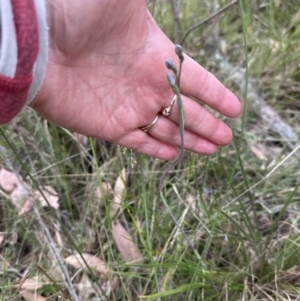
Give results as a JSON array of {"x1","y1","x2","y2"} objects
[
  {"x1": 165, "y1": 59, "x2": 177, "y2": 74},
  {"x1": 175, "y1": 44, "x2": 184, "y2": 61},
  {"x1": 167, "y1": 72, "x2": 176, "y2": 87}
]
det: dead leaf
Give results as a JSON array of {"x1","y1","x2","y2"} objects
[
  {"x1": 94, "y1": 182, "x2": 113, "y2": 201},
  {"x1": 185, "y1": 194, "x2": 197, "y2": 211},
  {"x1": 64, "y1": 253, "x2": 109, "y2": 275},
  {"x1": 269, "y1": 38, "x2": 279, "y2": 54},
  {"x1": 18, "y1": 200, "x2": 33, "y2": 216},
  {"x1": 0, "y1": 232, "x2": 4, "y2": 246},
  {"x1": 220, "y1": 39, "x2": 227, "y2": 55},
  {"x1": 258, "y1": 214, "x2": 272, "y2": 231},
  {"x1": 9, "y1": 231, "x2": 18, "y2": 246},
  {"x1": 0, "y1": 168, "x2": 21, "y2": 192},
  {"x1": 34, "y1": 186, "x2": 59, "y2": 209},
  {"x1": 20, "y1": 290, "x2": 46, "y2": 301},
  {"x1": 48, "y1": 262, "x2": 65, "y2": 282},
  {"x1": 290, "y1": 8, "x2": 300, "y2": 27},
  {"x1": 77, "y1": 273, "x2": 117, "y2": 300},
  {"x1": 78, "y1": 273, "x2": 96, "y2": 300},
  {"x1": 250, "y1": 144, "x2": 268, "y2": 161},
  {"x1": 16, "y1": 276, "x2": 44, "y2": 290},
  {"x1": 111, "y1": 169, "x2": 126, "y2": 217},
  {"x1": 11, "y1": 186, "x2": 30, "y2": 210},
  {"x1": 73, "y1": 132, "x2": 88, "y2": 146},
  {"x1": 112, "y1": 221, "x2": 143, "y2": 262},
  {"x1": 54, "y1": 222, "x2": 63, "y2": 247}
]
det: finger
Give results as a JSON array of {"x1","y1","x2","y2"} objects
[
  {"x1": 116, "y1": 130, "x2": 178, "y2": 160},
  {"x1": 167, "y1": 94, "x2": 233, "y2": 145},
  {"x1": 147, "y1": 114, "x2": 218, "y2": 154},
  {"x1": 180, "y1": 54, "x2": 242, "y2": 118}
]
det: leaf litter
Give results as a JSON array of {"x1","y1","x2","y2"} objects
[
  {"x1": 20, "y1": 290, "x2": 47, "y2": 301},
  {"x1": 110, "y1": 168, "x2": 126, "y2": 218},
  {"x1": 64, "y1": 253, "x2": 109, "y2": 276},
  {"x1": 16, "y1": 275, "x2": 44, "y2": 290},
  {"x1": 0, "y1": 165, "x2": 141, "y2": 298},
  {"x1": 0, "y1": 168, "x2": 21, "y2": 192},
  {"x1": 112, "y1": 221, "x2": 143, "y2": 263},
  {"x1": 0, "y1": 168, "x2": 59, "y2": 215},
  {"x1": 77, "y1": 273, "x2": 118, "y2": 301}
]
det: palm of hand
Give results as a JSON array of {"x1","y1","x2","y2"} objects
[{"x1": 31, "y1": 1, "x2": 241, "y2": 159}]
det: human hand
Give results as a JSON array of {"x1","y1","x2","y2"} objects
[{"x1": 30, "y1": 0, "x2": 241, "y2": 160}]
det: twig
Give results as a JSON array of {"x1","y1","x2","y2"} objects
[
  {"x1": 209, "y1": 47, "x2": 299, "y2": 148},
  {"x1": 180, "y1": 0, "x2": 238, "y2": 45},
  {"x1": 169, "y1": 0, "x2": 181, "y2": 44}
]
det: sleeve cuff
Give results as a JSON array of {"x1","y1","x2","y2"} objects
[
  {"x1": 27, "y1": 0, "x2": 49, "y2": 104},
  {"x1": 0, "y1": 0, "x2": 48, "y2": 124}
]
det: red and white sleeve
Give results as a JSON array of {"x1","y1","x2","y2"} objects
[{"x1": 0, "y1": 0, "x2": 48, "y2": 124}]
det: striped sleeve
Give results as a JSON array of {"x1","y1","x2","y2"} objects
[{"x1": 0, "y1": 0, "x2": 48, "y2": 124}]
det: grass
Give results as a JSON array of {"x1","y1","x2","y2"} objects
[{"x1": 1, "y1": 0, "x2": 300, "y2": 300}]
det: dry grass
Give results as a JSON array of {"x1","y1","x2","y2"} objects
[{"x1": 1, "y1": 1, "x2": 300, "y2": 300}]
